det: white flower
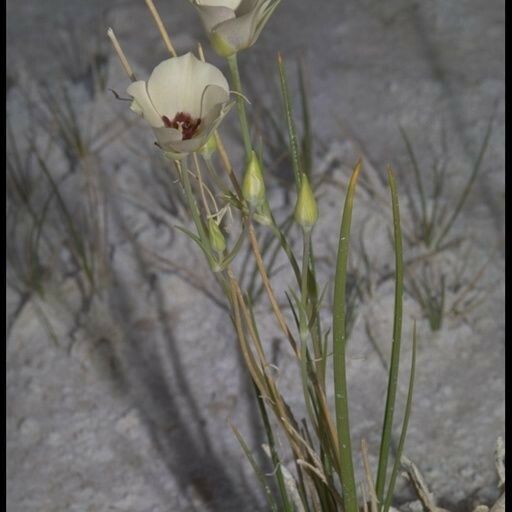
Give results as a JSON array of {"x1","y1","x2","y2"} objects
[
  {"x1": 126, "y1": 52, "x2": 233, "y2": 157},
  {"x1": 190, "y1": 0, "x2": 281, "y2": 57}
]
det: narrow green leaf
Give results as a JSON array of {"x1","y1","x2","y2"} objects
[
  {"x1": 375, "y1": 166, "x2": 404, "y2": 504},
  {"x1": 231, "y1": 422, "x2": 279, "y2": 512},
  {"x1": 37, "y1": 155, "x2": 94, "y2": 286},
  {"x1": 277, "y1": 53, "x2": 302, "y2": 191},
  {"x1": 298, "y1": 60, "x2": 312, "y2": 174},
  {"x1": 383, "y1": 321, "x2": 417, "y2": 512},
  {"x1": 435, "y1": 109, "x2": 494, "y2": 249},
  {"x1": 400, "y1": 127, "x2": 427, "y2": 238},
  {"x1": 332, "y1": 159, "x2": 362, "y2": 512}
]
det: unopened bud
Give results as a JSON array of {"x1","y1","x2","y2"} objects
[
  {"x1": 242, "y1": 151, "x2": 266, "y2": 209},
  {"x1": 208, "y1": 218, "x2": 226, "y2": 254},
  {"x1": 294, "y1": 175, "x2": 318, "y2": 230}
]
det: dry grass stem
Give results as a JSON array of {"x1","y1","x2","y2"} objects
[
  {"x1": 144, "y1": 0, "x2": 177, "y2": 57},
  {"x1": 361, "y1": 438, "x2": 379, "y2": 512},
  {"x1": 106, "y1": 28, "x2": 136, "y2": 82}
]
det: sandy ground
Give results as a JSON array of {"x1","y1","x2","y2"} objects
[{"x1": 6, "y1": 0, "x2": 504, "y2": 511}]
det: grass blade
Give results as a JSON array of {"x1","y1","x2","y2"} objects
[
  {"x1": 231, "y1": 422, "x2": 279, "y2": 512},
  {"x1": 435, "y1": 109, "x2": 494, "y2": 249},
  {"x1": 375, "y1": 166, "x2": 404, "y2": 504},
  {"x1": 254, "y1": 385, "x2": 294, "y2": 512},
  {"x1": 383, "y1": 321, "x2": 417, "y2": 512},
  {"x1": 400, "y1": 127, "x2": 427, "y2": 238},
  {"x1": 298, "y1": 60, "x2": 312, "y2": 174},
  {"x1": 332, "y1": 159, "x2": 362, "y2": 512},
  {"x1": 277, "y1": 53, "x2": 302, "y2": 192}
]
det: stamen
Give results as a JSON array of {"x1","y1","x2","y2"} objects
[{"x1": 162, "y1": 112, "x2": 201, "y2": 140}]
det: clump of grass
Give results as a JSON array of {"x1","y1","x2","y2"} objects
[
  {"x1": 6, "y1": 31, "x2": 124, "y2": 338},
  {"x1": 399, "y1": 110, "x2": 496, "y2": 331},
  {"x1": 400, "y1": 109, "x2": 494, "y2": 251},
  {"x1": 50, "y1": 15, "x2": 111, "y2": 98}
]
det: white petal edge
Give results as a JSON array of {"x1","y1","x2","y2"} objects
[
  {"x1": 200, "y1": 84, "x2": 230, "y2": 118},
  {"x1": 126, "y1": 81, "x2": 164, "y2": 128}
]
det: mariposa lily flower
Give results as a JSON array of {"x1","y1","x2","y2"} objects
[
  {"x1": 126, "y1": 52, "x2": 233, "y2": 158},
  {"x1": 190, "y1": 0, "x2": 281, "y2": 57}
]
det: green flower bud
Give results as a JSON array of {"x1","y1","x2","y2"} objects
[
  {"x1": 242, "y1": 151, "x2": 266, "y2": 209},
  {"x1": 199, "y1": 133, "x2": 218, "y2": 159},
  {"x1": 208, "y1": 218, "x2": 226, "y2": 254},
  {"x1": 294, "y1": 175, "x2": 318, "y2": 231}
]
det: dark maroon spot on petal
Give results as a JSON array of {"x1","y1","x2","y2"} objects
[{"x1": 161, "y1": 112, "x2": 201, "y2": 140}]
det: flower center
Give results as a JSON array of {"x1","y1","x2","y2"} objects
[{"x1": 162, "y1": 112, "x2": 201, "y2": 140}]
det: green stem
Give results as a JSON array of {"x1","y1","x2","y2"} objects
[
  {"x1": 298, "y1": 230, "x2": 315, "y2": 425},
  {"x1": 332, "y1": 161, "x2": 362, "y2": 512},
  {"x1": 307, "y1": 237, "x2": 325, "y2": 389},
  {"x1": 227, "y1": 54, "x2": 252, "y2": 159},
  {"x1": 179, "y1": 159, "x2": 214, "y2": 268}
]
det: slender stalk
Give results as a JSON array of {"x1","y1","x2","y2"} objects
[
  {"x1": 375, "y1": 167, "x2": 404, "y2": 504},
  {"x1": 332, "y1": 160, "x2": 362, "y2": 512},
  {"x1": 299, "y1": 232, "x2": 311, "y2": 337},
  {"x1": 177, "y1": 158, "x2": 215, "y2": 269},
  {"x1": 298, "y1": 230, "x2": 315, "y2": 425},
  {"x1": 227, "y1": 54, "x2": 252, "y2": 158},
  {"x1": 307, "y1": 238, "x2": 325, "y2": 389},
  {"x1": 144, "y1": 0, "x2": 177, "y2": 57},
  {"x1": 107, "y1": 28, "x2": 136, "y2": 82},
  {"x1": 246, "y1": 219, "x2": 298, "y2": 354}
]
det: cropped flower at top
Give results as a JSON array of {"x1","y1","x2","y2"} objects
[
  {"x1": 190, "y1": 0, "x2": 281, "y2": 57},
  {"x1": 126, "y1": 52, "x2": 233, "y2": 158}
]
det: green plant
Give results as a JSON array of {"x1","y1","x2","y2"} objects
[{"x1": 107, "y1": 4, "x2": 418, "y2": 510}]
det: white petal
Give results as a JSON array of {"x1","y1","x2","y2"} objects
[
  {"x1": 211, "y1": 0, "x2": 268, "y2": 50},
  {"x1": 200, "y1": 84, "x2": 230, "y2": 117},
  {"x1": 126, "y1": 81, "x2": 163, "y2": 128},
  {"x1": 153, "y1": 126, "x2": 183, "y2": 148},
  {"x1": 251, "y1": 0, "x2": 279, "y2": 43},
  {"x1": 147, "y1": 53, "x2": 229, "y2": 120},
  {"x1": 235, "y1": 0, "x2": 260, "y2": 15},
  {"x1": 193, "y1": 4, "x2": 236, "y2": 33},
  {"x1": 196, "y1": 0, "x2": 241, "y2": 8}
]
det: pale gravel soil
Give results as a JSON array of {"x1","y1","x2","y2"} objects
[{"x1": 6, "y1": 1, "x2": 504, "y2": 511}]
